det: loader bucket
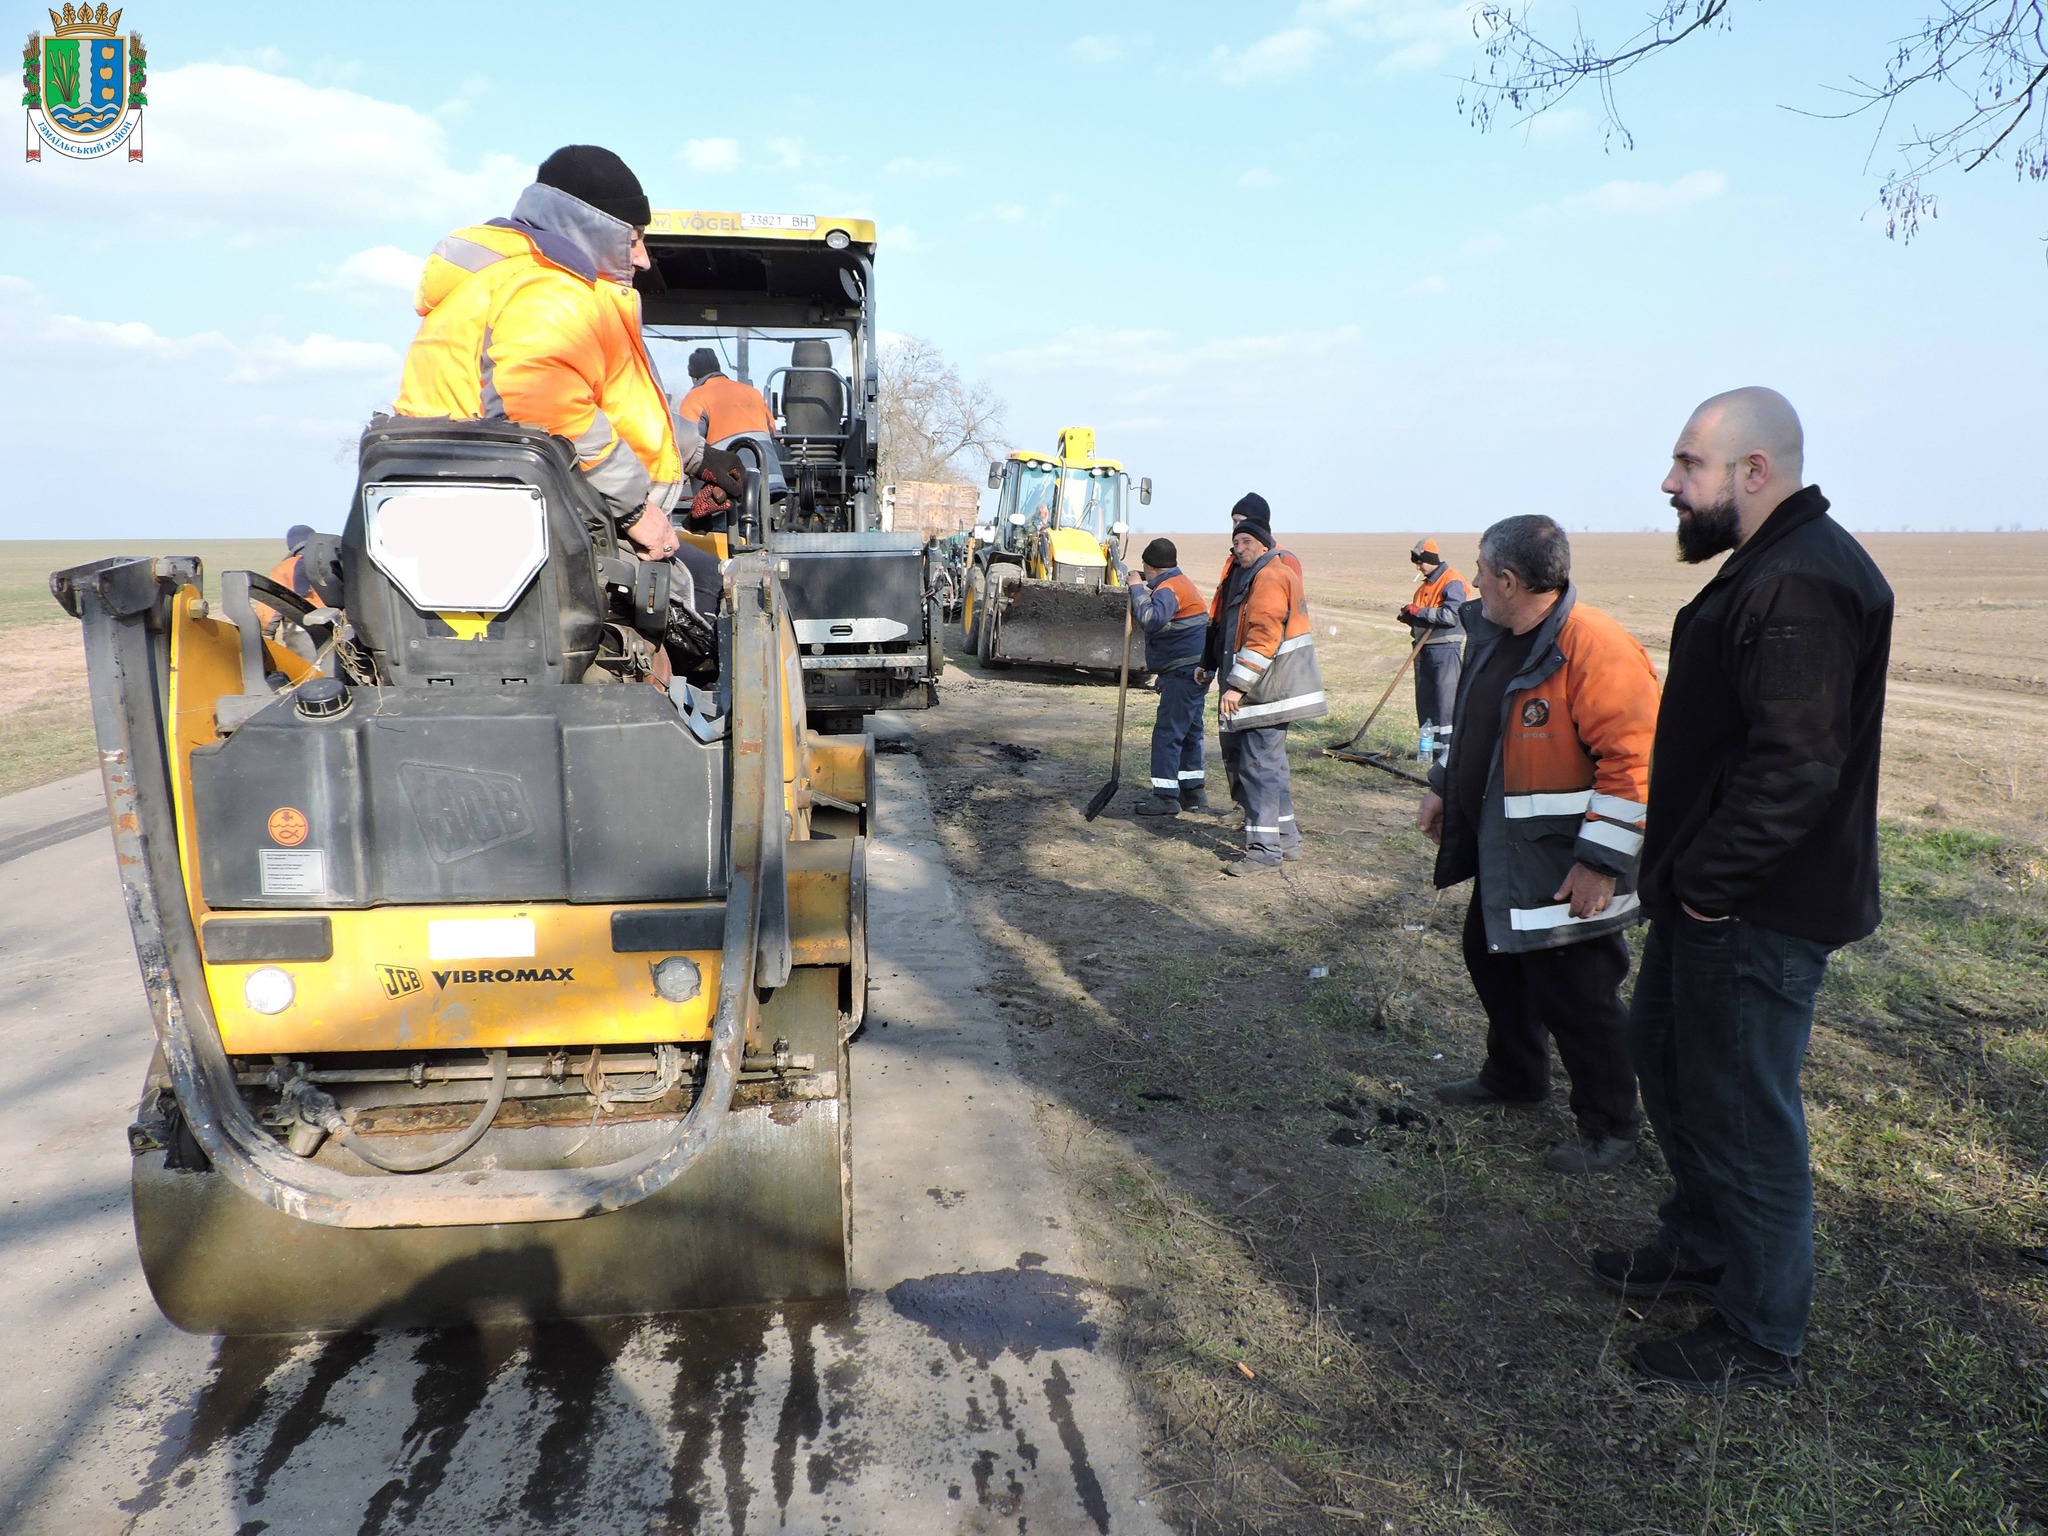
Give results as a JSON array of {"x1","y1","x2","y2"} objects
[{"x1": 989, "y1": 579, "x2": 1138, "y2": 672}]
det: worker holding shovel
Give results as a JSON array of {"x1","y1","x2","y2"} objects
[
  {"x1": 1117, "y1": 538, "x2": 1212, "y2": 817},
  {"x1": 1402, "y1": 537, "x2": 1469, "y2": 763}
]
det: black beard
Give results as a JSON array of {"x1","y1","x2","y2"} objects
[{"x1": 1673, "y1": 492, "x2": 1741, "y2": 564}]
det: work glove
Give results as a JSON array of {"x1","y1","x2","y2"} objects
[
  {"x1": 1397, "y1": 604, "x2": 1419, "y2": 624},
  {"x1": 697, "y1": 444, "x2": 745, "y2": 500}
]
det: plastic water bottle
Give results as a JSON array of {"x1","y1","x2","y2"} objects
[{"x1": 1418, "y1": 719, "x2": 1436, "y2": 762}]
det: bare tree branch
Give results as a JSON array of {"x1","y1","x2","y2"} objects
[
  {"x1": 1458, "y1": 1, "x2": 2048, "y2": 244},
  {"x1": 876, "y1": 335, "x2": 1011, "y2": 486}
]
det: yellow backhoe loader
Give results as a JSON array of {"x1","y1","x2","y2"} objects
[
  {"x1": 52, "y1": 416, "x2": 868, "y2": 1335},
  {"x1": 960, "y1": 427, "x2": 1152, "y2": 672}
]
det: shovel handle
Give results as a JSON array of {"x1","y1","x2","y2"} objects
[{"x1": 1334, "y1": 626, "x2": 1434, "y2": 753}]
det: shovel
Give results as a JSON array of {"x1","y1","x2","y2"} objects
[
  {"x1": 1326, "y1": 626, "x2": 1433, "y2": 756},
  {"x1": 1082, "y1": 595, "x2": 1139, "y2": 821}
]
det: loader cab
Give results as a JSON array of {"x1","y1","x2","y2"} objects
[
  {"x1": 638, "y1": 211, "x2": 879, "y2": 533},
  {"x1": 983, "y1": 431, "x2": 1147, "y2": 585}
]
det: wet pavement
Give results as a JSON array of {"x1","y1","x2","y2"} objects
[{"x1": 0, "y1": 758, "x2": 1171, "y2": 1534}]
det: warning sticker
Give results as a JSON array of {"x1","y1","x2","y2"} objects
[
  {"x1": 267, "y1": 807, "x2": 310, "y2": 846},
  {"x1": 259, "y1": 848, "x2": 327, "y2": 896}
]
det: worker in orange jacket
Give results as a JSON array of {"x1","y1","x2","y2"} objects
[
  {"x1": 1402, "y1": 537, "x2": 1469, "y2": 762},
  {"x1": 1417, "y1": 514, "x2": 1659, "y2": 1174},
  {"x1": 1198, "y1": 509, "x2": 1326, "y2": 873},
  {"x1": 395, "y1": 145, "x2": 742, "y2": 562},
  {"x1": 677, "y1": 349, "x2": 776, "y2": 443},
  {"x1": 1119, "y1": 536, "x2": 1211, "y2": 817}
]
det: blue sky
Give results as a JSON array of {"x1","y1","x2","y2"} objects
[{"x1": 2, "y1": 0, "x2": 2043, "y2": 539}]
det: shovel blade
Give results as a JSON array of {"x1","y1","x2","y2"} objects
[{"x1": 1082, "y1": 776, "x2": 1118, "y2": 822}]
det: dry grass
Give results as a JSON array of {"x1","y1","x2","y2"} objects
[{"x1": 0, "y1": 540, "x2": 280, "y2": 795}]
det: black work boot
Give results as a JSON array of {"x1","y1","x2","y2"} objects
[
  {"x1": 1432, "y1": 1075, "x2": 1548, "y2": 1110},
  {"x1": 1590, "y1": 1245, "x2": 1724, "y2": 1301},
  {"x1": 1133, "y1": 793, "x2": 1180, "y2": 817},
  {"x1": 1631, "y1": 1313, "x2": 1805, "y2": 1394},
  {"x1": 1546, "y1": 1132, "x2": 1639, "y2": 1174},
  {"x1": 1179, "y1": 785, "x2": 1212, "y2": 812}
]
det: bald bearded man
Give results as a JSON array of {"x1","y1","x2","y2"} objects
[{"x1": 1595, "y1": 387, "x2": 1894, "y2": 1394}]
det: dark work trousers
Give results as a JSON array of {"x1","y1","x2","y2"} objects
[
  {"x1": 1148, "y1": 667, "x2": 1209, "y2": 802},
  {"x1": 1220, "y1": 724, "x2": 1298, "y2": 863},
  {"x1": 1414, "y1": 642, "x2": 1461, "y2": 747},
  {"x1": 1462, "y1": 887, "x2": 1640, "y2": 1139},
  {"x1": 1629, "y1": 916, "x2": 1832, "y2": 1358}
]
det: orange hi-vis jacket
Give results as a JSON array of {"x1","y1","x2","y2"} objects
[
  {"x1": 1430, "y1": 585, "x2": 1660, "y2": 952},
  {"x1": 395, "y1": 183, "x2": 685, "y2": 521},
  {"x1": 677, "y1": 374, "x2": 776, "y2": 444},
  {"x1": 1208, "y1": 552, "x2": 1326, "y2": 730},
  {"x1": 1129, "y1": 568, "x2": 1208, "y2": 673},
  {"x1": 1409, "y1": 559, "x2": 1468, "y2": 647}
]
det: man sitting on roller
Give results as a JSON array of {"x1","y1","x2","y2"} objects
[{"x1": 395, "y1": 144, "x2": 744, "y2": 563}]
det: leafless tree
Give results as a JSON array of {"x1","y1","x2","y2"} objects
[
  {"x1": 1458, "y1": 1, "x2": 2048, "y2": 242},
  {"x1": 876, "y1": 335, "x2": 1009, "y2": 486}
]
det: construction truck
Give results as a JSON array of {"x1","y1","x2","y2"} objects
[
  {"x1": 52, "y1": 417, "x2": 870, "y2": 1333},
  {"x1": 961, "y1": 427, "x2": 1152, "y2": 671},
  {"x1": 640, "y1": 210, "x2": 939, "y2": 731}
]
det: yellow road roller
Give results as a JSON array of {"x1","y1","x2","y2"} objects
[{"x1": 51, "y1": 416, "x2": 869, "y2": 1334}]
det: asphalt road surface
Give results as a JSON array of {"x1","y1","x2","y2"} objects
[{"x1": 0, "y1": 752, "x2": 1171, "y2": 1535}]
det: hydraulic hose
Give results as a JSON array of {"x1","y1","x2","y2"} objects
[{"x1": 328, "y1": 1050, "x2": 509, "y2": 1174}]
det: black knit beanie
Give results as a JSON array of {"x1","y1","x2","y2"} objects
[
  {"x1": 1141, "y1": 537, "x2": 1177, "y2": 568},
  {"x1": 687, "y1": 347, "x2": 722, "y2": 381},
  {"x1": 1230, "y1": 491, "x2": 1269, "y2": 525},
  {"x1": 1236, "y1": 516, "x2": 1275, "y2": 550},
  {"x1": 536, "y1": 145, "x2": 652, "y2": 228}
]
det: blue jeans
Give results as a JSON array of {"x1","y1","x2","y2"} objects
[{"x1": 1628, "y1": 915, "x2": 1833, "y2": 1357}]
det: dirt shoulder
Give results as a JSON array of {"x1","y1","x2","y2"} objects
[{"x1": 903, "y1": 651, "x2": 2048, "y2": 1535}]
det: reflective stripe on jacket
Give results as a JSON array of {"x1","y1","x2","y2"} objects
[
  {"x1": 1130, "y1": 568, "x2": 1208, "y2": 673},
  {"x1": 1429, "y1": 585, "x2": 1660, "y2": 952},
  {"x1": 1410, "y1": 560, "x2": 1468, "y2": 647},
  {"x1": 1211, "y1": 553, "x2": 1326, "y2": 731},
  {"x1": 394, "y1": 183, "x2": 686, "y2": 521},
  {"x1": 677, "y1": 375, "x2": 776, "y2": 443}
]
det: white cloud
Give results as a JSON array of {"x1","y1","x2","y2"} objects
[
  {"x1": 680, "y1": 137, "x2": 741, "y2": 174},
  {"x1": 882, "y1": 225, "x2": 924, "y2": 254},
  {"x1": 0, "y1": 64, "x2": 528, "y2": 236},
  {"x1": 1238, "y1": 167, "x2": 1279, "y2": 189},
  {"x1": 764, "y1": 137, "x2": 809, "y2": 172},
  {"x1": 1069, "y1": 34, "x2": 1128, "y2": 64},
  {"x1": 1540, "y1": 170, "x2": 1729, "y2": 218},
  {"x1": 1213, "y1": 1, "x2": 1474, "y2": 77},
  {"x1": 0, "y1": 275, "x2": 401, "y2": 536},
  {"x1": 1207, "y1": 26, "x2": 1327, "y2": 84},
  {"x1": 884, "y1": 156, "x2": 959, "y2": 179},
  {"x1": 1458, "y1": 231, "x2": 1508, "y2": 259},
  {"x1": 308, "y1": 245, "x2": 426, "y2": 306},
  {"x1": 1376, "y1": 40, "x2": 1445, "y2": 72},
  {"x1": 1407, "y1": 274, "x2": 1450, "y2": 295},
  {"x1": 1526, "y1": 106, "x2": 1590, "y2": 142},
  {"x1": 971, "y1": 202, "x2": 1030, "y2": 224},
  {"x1": 226, "y1": 334, "x2": 399, "y2": 385}
]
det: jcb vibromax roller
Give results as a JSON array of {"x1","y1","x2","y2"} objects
[{"x1": 52, "y1": 416, "x2": 869, "y2": 1335}]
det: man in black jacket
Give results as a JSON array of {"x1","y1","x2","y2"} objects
[{"x1": 1595, "y1": 386, "x2": 1894, "y2": 1394}]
